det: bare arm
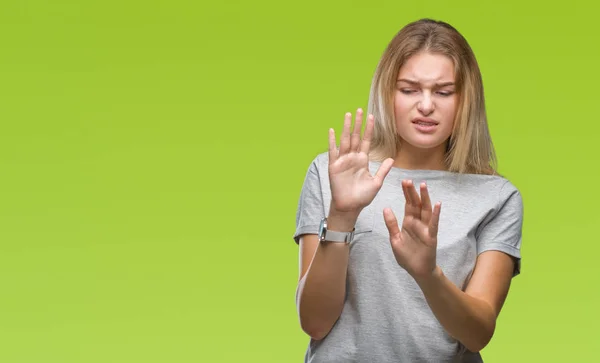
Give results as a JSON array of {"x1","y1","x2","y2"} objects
[
  {"x1": 384, "y1": 180, "x2": 520, "y2": 352},
  {"x1": 296, "y1": 210, "x2": 357, "y2": 340},
  {"x1": 295, "y1": 109, "x2": 394, "y2": 340},
  {"x1": 415, "y1": 251, "x2": 515, "y2": 352}
]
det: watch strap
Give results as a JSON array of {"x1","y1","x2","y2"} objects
[
  {"x1": 323, "y1": 229, "x2": 355, "y2": 243},
  {"x1": 319, "y1": 217, "x2": 355, "y2": 244}
]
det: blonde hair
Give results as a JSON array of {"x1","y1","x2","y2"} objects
[{"x1": 367, "y1": 18, "x2": 497, "y2": 175}]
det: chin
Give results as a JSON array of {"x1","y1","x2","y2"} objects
[{"x1": 401, "y1": 136, "x2": 448, "y2": 150}]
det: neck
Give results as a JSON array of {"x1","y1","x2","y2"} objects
[{"x1": 393, "y1": 143, "x2": 448, "y2": 171}]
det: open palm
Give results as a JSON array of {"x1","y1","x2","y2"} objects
[
  {"x1": 383, "y1": 180, "x2": 442, "y2": 281},
  {"x1": 328, "y1": 109, "x2": 394, "y2": 213}
]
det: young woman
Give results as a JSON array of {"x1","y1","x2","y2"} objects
[{"x1": 293, "y1": 19, "x2": 524, "y2": 363}]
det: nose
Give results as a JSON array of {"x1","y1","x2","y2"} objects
[{"x1": 417, "y1": 92, "x2": 434, "y2": 115}]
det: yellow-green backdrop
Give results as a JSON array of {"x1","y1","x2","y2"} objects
[{"x1": 0, "y1": 0, "x2": 598, "y2": 362}]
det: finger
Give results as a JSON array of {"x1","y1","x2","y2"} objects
[
  {"x1": 373, "y1": 157, "x2": 394, "y2": 187},
  {"x1": 429, "y1": 201, "x2": 442, "y2": 239},
  {"x1": 359, "y1": 114, "x2": 375, "y2": 154},
  {"x1": 338, "y1": 112, "x2": 352, "y2": 155},
  {"x1": 401, "y1": 180, "x2": 412, "y2": 213},
  {"x1": 350, "y1": 108, "x2": 363, "y2": 152},
  {"x1": 328, "y1": 128, "x2": 338, "y2": 164},
  {"x1": 401, "y1": 215, "x2": 421, "y2": 242},
  {"x1": 407, "y1": 181, "x2": 422, "y2": 208},
  {"x1": 402, "y1": 180, "x2": 421, "y2": 219},
  {"x1": 420, "y1": 182, "x2": 432, "y2": 224},
  {"x1": 383, "y1": 208, "x2": 401, "y2": 237},
  {"x1": 407, "y1": 180, "x2": 422, "y2": 219}
]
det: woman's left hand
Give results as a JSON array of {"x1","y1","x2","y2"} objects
[{"x1": 383, "y1": 180, "x2": 441, "y2": 283}]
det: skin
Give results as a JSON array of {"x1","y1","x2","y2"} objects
[
  {"x1": 393, "y1": 51, "x2": 457, "y2": 170},
  {"x1": 296, "y1": 51, "x2": 516, "y2": 352}
]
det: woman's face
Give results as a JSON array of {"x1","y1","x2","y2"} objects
[{"x1": 394, "y1": 51, "x2": 458, "y2": 151}]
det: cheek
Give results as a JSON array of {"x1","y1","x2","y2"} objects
[
  {"x1": 441, "y1": 98, "x2": 458, "y2": 120},
  {"x1": 441, "y1": 100, "x2": 458, "y2": 133},
  {"x1": 394, "y1": 95, "x2": 412, "y2": 117}
]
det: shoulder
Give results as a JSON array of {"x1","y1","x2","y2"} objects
[
  {"x1": 484, "y1": 177, "x2": 523, "y2": 216},
  {"x1": 494, "y1": 178, "x2": 522, "y2": 208},
  {"x1": 313, "y1": 151, "x2": 330, "y2": 167},
  {"x1": 435, "y1": 174, "x2": 523, "y2": 220},
  {"x1": 304, "y1": 151, "x2": 330, "y2": 175},
  {"x1": 497, "y1": 179, "x2": 523, "y2": 218},
  {"x1": 298, "y1": 152, "x2": 330, "y2": 190},
  {"x1": 475, "y1": 176, "x2": 524, "y2": 229},
  {"x1": 461, "y1": 173, "x2": 521, "y2": 202}
]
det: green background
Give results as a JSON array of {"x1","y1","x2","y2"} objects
[{"x1": 0, "y1": 0, "x2": 598, "y2": 362}]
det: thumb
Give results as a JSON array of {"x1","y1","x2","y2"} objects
[
  {"x1": 383, "y1": 208, "x2": 400, "y2": 238},
  {"x1": 373, "y1": 158, "x2": 394, "y2": 187}
]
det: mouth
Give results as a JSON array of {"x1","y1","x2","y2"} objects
[{"x1": 411, "y1": 118, "x2": 439, "y2": 126}]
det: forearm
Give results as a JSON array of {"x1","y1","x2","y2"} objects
[
  {"x1": 296, "y1": 209, "x2": 357, "y2": 340},
  {"x1": 296, "y1": 242, "x2": 349, "y2": 340},
  {"x1": 415, "y1": 266, "x2": 497, "y2": 352}
]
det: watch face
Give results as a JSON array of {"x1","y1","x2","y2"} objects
[{"x1": 318, "y1": 218, "x2": 327, "y2": 242}]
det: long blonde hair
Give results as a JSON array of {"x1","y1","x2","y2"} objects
[{"x1": 367, "y1": 18, "x2": 497, "y2": 175}]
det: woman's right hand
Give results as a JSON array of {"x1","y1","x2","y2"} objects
[{"x1": 328, "y1": 109, "x2": 394, "y2": 216}]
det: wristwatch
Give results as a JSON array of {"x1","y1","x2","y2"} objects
[{"x1": 318, "y1": 217, "x2": 355, "y2": 244}]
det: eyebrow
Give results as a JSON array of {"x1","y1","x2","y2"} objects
[{"x1": 396, "y1": 79, "x2": 455, "y2": 87}]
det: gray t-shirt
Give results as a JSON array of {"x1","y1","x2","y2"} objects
[{"x1": 293, "y1": 152, "x2": 523, "y2": 363}]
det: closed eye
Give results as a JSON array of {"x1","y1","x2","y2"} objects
[{"x1": 400, "y1": 89, "x2": 416, "y2": 94}]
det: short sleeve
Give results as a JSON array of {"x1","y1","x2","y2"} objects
[
  {"x1": 293, "y1": 157, "x2": 326, "y2": 244},
  {"x1": 476, "y1": 181, "x2": 524, "y2": 276}
]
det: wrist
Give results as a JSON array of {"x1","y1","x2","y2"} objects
[
  {"x1": 414, "y1": 265, "x2": 444, "y2": 290},
  {"x1": 327, "y1": 204, "x2": 360, "y2": 232}
]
